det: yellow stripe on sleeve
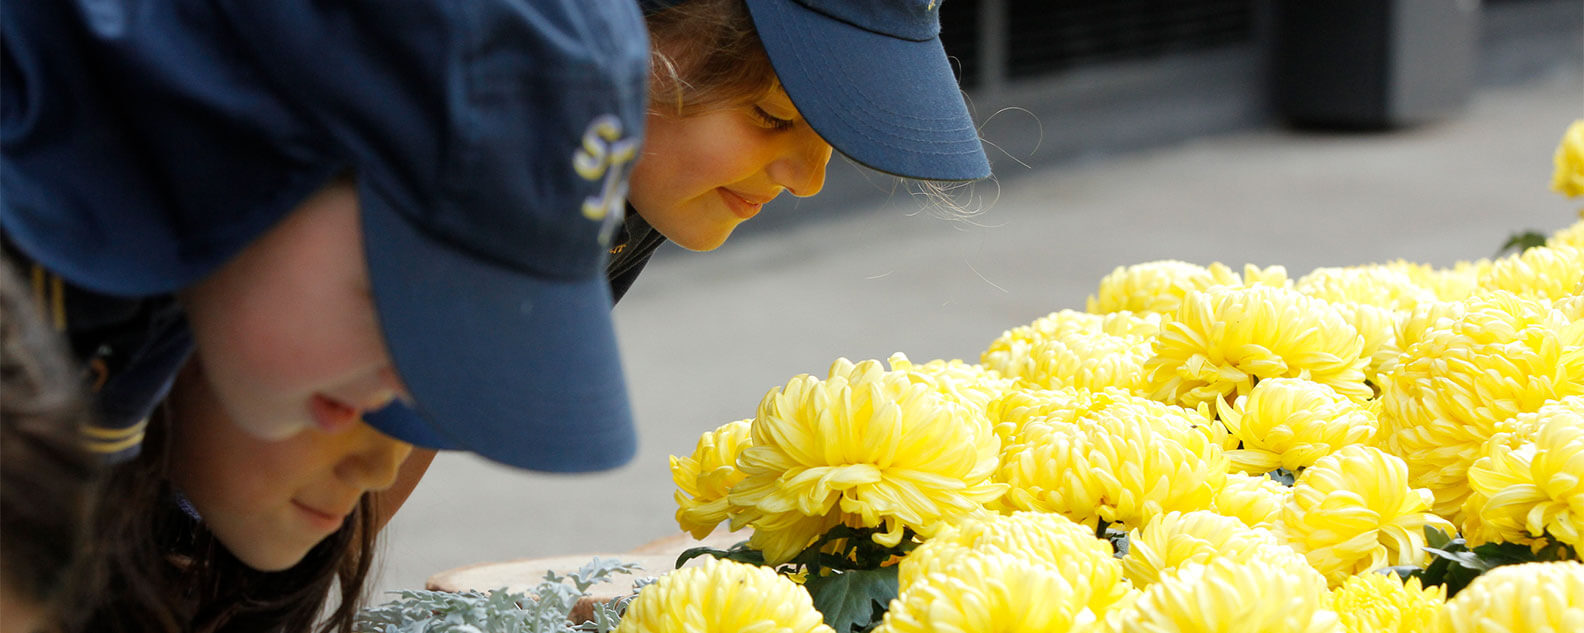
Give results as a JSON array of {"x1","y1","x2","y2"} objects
[
  {"x1": 83, "y1": 431, "x2": 146, "y2": 455},
  {"x1": 80, "y1": 418, "x2": 149, "y2": 441}
]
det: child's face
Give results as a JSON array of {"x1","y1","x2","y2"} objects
[
  {"x1": 166, "y1": 358, "x2": 413, "y2": 571},
  {"x1": 180, "y1": 181, "x2": 408, "y2": 441},
  {"x1": 628, "y1": 87, "x2": 833, "y2": 251}
]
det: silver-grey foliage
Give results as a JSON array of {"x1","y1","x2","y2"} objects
[{"x1": 355, "y1": 558, "x2": 646, "y2": 633}]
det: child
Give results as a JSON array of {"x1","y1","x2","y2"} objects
[
  {"x1": 1, "y1": 261, "x2": 99, "y2": 633},
  {"x1": 2, "y1": 1, "x2": 646, "y2": 629},
  {"x1": 607, "y1": 0, "x2": 993, "y2": 301},
  {"x1": 0, "y1": 0, "x2": 647, "y2": 473},
  {"x1": 43, "y1": 181, "x2": 412, "y2": 632}
]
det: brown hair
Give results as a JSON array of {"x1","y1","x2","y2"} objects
[
  {"x1": 0, "y1": 258, "x2": 99, "y2": 620},
  {"x1": 644, "y1": 0, "x2": 779, "y2": 115},
  {"x1": 62, "y1": 408, "x2": 378, "y2": 633}
]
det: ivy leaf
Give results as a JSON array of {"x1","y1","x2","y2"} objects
[{"x1": 803, "y1": 567, "x2": 899, "y2": 633}]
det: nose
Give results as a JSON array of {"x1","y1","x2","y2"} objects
[
  {"x1": 768, "y1": 130, "x2": 832, "y2": 198},
  {"x1": 336, "y1": 423, "x2": 414, "y2": 491}
]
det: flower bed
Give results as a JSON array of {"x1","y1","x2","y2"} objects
[{"x1": 358, "y1": 126, "x2": 1584, "y2": 633}]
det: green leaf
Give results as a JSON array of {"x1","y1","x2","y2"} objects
[
  {"x1": 676, "y1": 541, "x2": 763, "y2": 569},
  {"x1": 1468, "y1": 541, "x2": 1542, "y2": 568},
  {"x1": 1375, "y1": 565, "x2": 1423, "y2": 580},
  {"x1": 1264, "y1": 468, "x2": 1297, "y2": 487},
  {"x1": 1424, "y1": 546, "x2": 1486, "y2": 570},
  {"x1": 1496, "y1": 230, "x2": 1547, "y2": 257},
  {"x1": 804, "y1": 567, "x2": 899, "y2": 633},
  {"x1": 1423, "y1": 525, "x2": 1453, "y2": 550}
]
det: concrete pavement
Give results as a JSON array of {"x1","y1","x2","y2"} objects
[{"x1": 370, "y1": 66, "x2": 1584, "y2": 600}]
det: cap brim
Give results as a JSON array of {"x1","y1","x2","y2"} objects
[
  {"x1": 746, "y1": 0, "x2": 990, "y2": 182},
  {"x1": 358, "y1": 184, "x2": 636, "y2": 473}
]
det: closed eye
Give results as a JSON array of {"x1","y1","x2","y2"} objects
[{"x1": 750, "y1": 106, "x2": 795, "y2": 131}]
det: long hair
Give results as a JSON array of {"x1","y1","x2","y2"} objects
[
  {"x1": 65, "y1": 398, "x2": 378, "y2": 633},
  {"x1": 1, "y1": 257, "x2": 100, "y2": 621}
]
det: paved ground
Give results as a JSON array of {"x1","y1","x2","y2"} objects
[{"x1": 370, "y1": 66, "x2": 1584, "y2": 599}]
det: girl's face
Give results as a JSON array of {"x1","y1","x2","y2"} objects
[
  {"x1": 628, "y1": 86, "x2": 834, "y2": 251},
  {"x1": 181, "y1": 181, "x2": 408, "y2": 442},
  {"x1": 166, "y1": 358, "x2": 413, "y2": 571}
]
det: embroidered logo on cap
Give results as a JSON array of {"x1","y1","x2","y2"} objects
[{"x1": 573, "y1": 115, "x2": 639, "y2": 244}]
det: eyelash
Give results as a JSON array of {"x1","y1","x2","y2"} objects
[{"x1": 750, "y1": 106, "x2": 795, "y2": 130}]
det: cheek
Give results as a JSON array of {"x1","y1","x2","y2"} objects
[
  {"x1": 632, "y1": 114, "x2": 769, "y2": 205},
  {"x1": 168, "y1": 413, "x2": 297, "y2": 518}
]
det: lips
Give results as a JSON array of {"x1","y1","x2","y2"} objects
[
  {"x1": 292, "y1": 500, "x2": 349, "y2": 533},
  {"x1": 719, "y1": 188, "x2": 773, "y2": 220}
]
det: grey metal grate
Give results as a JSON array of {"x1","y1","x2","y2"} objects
[{"x1": 940, "y1": 0, "x2": 1257, "y2": 88}]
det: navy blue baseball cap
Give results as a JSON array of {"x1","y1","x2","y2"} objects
[
  {"x1": 1, "y1": 0, "x2": 648, "y2": 471},
  {"x1": 642, "y1": 0, "x2": 990, "y2": 182}
]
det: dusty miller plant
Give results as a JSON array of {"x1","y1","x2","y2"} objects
[{"x1": 354, "y1": 558, "x2": 650, "y2": 633}]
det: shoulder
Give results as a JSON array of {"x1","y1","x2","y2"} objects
[{"x1": 5, "y1": 243, "x2": 190, "y2": 461}]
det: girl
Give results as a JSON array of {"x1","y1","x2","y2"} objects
[
  {"x1": 63, "y1": 182, "x2": 413, "y2": 633},
  {"x1": 608, "y1": 0, "x2": 992, "y2": 301}
]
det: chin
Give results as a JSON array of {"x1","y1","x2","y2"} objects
[
  {"x1": 671, "y1": 226, "x2": 738, "y2": 252},
  {"x1": 230, "y1": 543, "x2": 314, "y2": 572}
]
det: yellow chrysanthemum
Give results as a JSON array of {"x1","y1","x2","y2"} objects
[
  {"x1": 984, "y1": 385, "x2": 1102, "y2": 448},
  {"x1": 1557, "y1": 287, "x2": 1584, "y2": 320},
  {"x1": 1013, "y1": 330, "x2": 1154, "y2": 394},
  {"x1": 1278, "y1": 445, "x2": 1455, "y2": 586},
  {"x1": 1552, "y1": 119, "x2": 1584, "y2": 197},
  {"x1": 875, "y1": 550, "x2": 1107, "y2": 633},
  {"x1": 1294, "y1": 263, "x2": 1440, "y2": 385},
  {"x1": 1106, "y1": 557, "x2": 1339, "y2": 633},
  {"x1": 981, "y1": 310, "x2": 1160, "y2": 392},
  {"x1": 1462, "y1": 395, "x2": 1584, "y2": 549},
  {"x1": 1211, "y1": 472, "x2": 1291, "y2": 529},
  {"x1": 1385, "y1": 260, "x2": 1486, "y2": 303},
  {"x1": 1335, "y1": 303, "x2": 1404, "y2": 388},
  {"x1": 1120, "y1": 510, "x2": 1306, "y2": 588},
  {"x1": 1434, "y1": 561, "x2": 1584, "y2": 633},
  {"x1": 885, "y1": 353, "x2": 1012, "y2": 419},
  {"x1": 1086, "y1": 260, "x2": 1243, "y2": 315},
  {"x1": 1297, "y1": 265, "x2": 1439, "y2": 311},
  {"x1": 671, "y1": 419, "x2": 753, "y2": 539},
  {"x1": 613, "y1": 557, "x2": 832, "y2": 633},
  {"x1": 1478, "y1": 244, "x2": 1584, "y2": 302},
  {"x1": 983, "y1": 311, "x2": 1101, "y2": 365},
  {"x1": 727, "y1": 359, "x2": 1007, "y2": 565},
  {"x1": 1549, "y1": 217, "x2": 1584, "y2": 249},
  {"x1": 1371, "y1": 299, "x2": 1469, "y2": 384},
  {"x1": 1329, "y1": 573, "x2": 1445, "y2": 633},
  {"x1": 997, "y1": 396, "x2": 1227, "y2": 530},
  {"x1": 1144, "y1": 285, "x2": 1372, "y2": 410},
  {"x1": 1215, "y1": 378, "x2": 1379, "y2": 474},
  {"x1": 897, "y1": 511, "x2": 1129, "y2": 614},
  {"x1": 1378, "y1": 291, "x2": 1584, "y2": 519}
]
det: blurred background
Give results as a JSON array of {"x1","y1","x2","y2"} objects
[{"x1": 373, "y1": 0, "x2": 1583, "y2": 598}]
